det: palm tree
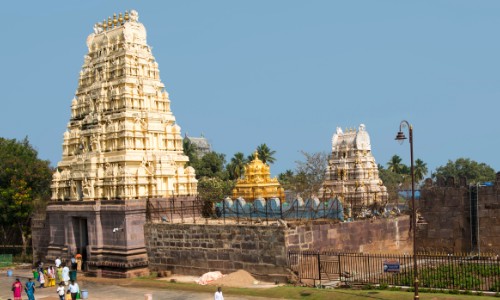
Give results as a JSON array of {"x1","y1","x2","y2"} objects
[
  {"x1": 414, "y1": 158, "x2": 428, "y2": 183},
  {"x1": 227, "y1": 152, "x2": 247, "y2": 180},
  {"x1": 387, "y1": 155, "x2": 404, "y2": 173},
  {"x1": 256, "y1": 143, "x2": 276, "y2": 164},
  {"x1": 278, "y1": 169, "x2": 295, "y2": 189}
]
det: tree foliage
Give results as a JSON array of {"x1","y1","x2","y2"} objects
[
  {"x1": 226, "y1": 152, "x2": 247, "y2": 180},
  {"x1": 277, "y1": 151, "x2": 327, "y2": 199},
  {"x1": 182, "y1": 138, "x2": 198, "y2": 166},
  {"x1": 0, "y1": 137, "x2": 52, "y2": 255},
  {"x1": 277, "y1": 169, "x2": 295, "y2": 190},
  {"x1": 433, "y1": 158, "x2": 496, "y2": 185},
  {"x1": 256, "y1": 143, "x2": 276, "y2": 165},
  {"x1": 191, "y1": 151, "x2": 228, "y2": 180},
  {"x1": 378, "y1": 164, "x2": 404, "y2": 202},
  {"x1": 197, "y1": 177, "x2": 234, "y2": 217},
  {"x1": 387, "y1": 155, "x2": 404, "y2": 173},
  {"x1": 414, "y1": 159, "x2": 428, "y2": 183}
]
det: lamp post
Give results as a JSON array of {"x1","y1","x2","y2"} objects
[{"x1": 395, "y1": 120, "x2": 418, "y2": 300}]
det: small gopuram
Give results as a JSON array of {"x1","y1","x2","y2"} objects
[
  {"x1": 35, "y1": 10, "x2": 197, "y2": 277},
  {"x1": 320, "y1": 124, "x2": 388, "y2": 213},
  {"x1": 232, "y1": 151, "x2": 284, "y2": 201}
]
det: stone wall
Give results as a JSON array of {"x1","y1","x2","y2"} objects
[
  {"x1": 145, "y1": 217, "x2": 412, "y2": 279},
  {"x1": 145, "y1": 224, "x2": 288, "y2": 278},
  {"x1": 285, "y1": 217, "x2": 411, "y2": 253},
  {"x1": 418, "y1": 173, "x2": 500, "y2": 253}
]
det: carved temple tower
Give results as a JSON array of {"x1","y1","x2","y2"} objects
[
  {"x1": 51, "y1": 10, "x2": 197, "y2": 201},
  {"x1": 35, "y1": 10, "x2": 198, "y2": 277},
  {"x1": 320, "y1": 124, "x2": 388, "y2": 213}
]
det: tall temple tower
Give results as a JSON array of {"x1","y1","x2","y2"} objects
[
  {"x1": 51, "y1": 10, "x2": 197, "y2": 201},
  {"x1": 35, "y1": 10, "x2": 197, "y2": 277},
  {"x1": 320, "y1": 124, "x2": 388, "y2": 214}
]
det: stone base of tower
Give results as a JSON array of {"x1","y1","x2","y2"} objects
[{"x1": 33, "y1": 198, "x2": 195, "y2": 278}]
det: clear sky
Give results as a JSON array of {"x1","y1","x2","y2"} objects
[{"x1": 1, "y1": 1, "x2": 499, "y2": 177}]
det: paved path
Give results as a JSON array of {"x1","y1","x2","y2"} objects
[{"x1": 0, "y1": 270, "x2": 269, "y2": 300}]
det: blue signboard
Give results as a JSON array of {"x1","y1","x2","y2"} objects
[{"x1": 383, "y1": 260, "x2": 400, "y2": 273}]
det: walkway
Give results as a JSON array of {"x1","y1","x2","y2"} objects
[{"x1": 0, "y1": 269, "x2": 268, "y2": 300}]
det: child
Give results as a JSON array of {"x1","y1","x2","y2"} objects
[
  {"x1": 56, "y1": 282, "x2": 65, "y2": 300},
  {"x1": 38, "y1": 271, "x2": 45, "y2": 288}
]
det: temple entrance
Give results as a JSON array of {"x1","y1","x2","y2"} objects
[{"x1": 72, "y1": 217, "x2": 88, "y2": 270}]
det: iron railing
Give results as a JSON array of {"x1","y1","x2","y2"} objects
[{"x1": 288, "y1": 251, "x2": 500, "y2": 292}]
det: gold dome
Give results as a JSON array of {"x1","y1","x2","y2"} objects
[{"x1": 232, "y1": 150, "x2": 284, "y2": 201}]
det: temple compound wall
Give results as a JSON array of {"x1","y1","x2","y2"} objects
[
  {"x1": 417, "y1": 173, "x2": 500, "y2": 254},
  {"x1": 145, "y1": 217, "x2": 411, "y2": 279},
  {"x1": 285, "y1": 216, "x2": 411, "y2": 253}
]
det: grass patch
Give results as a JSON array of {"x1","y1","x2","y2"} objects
[{"x1": 113, "y1": 277, "x2": 497, "y2": 300}]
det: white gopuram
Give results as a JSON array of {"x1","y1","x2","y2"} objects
[
  {"x1": 51, "y1": 10, "x2": 197, "y2": 201},
  {"x1": 320, "y1": 124, "x2": 388, "y2": 213}
]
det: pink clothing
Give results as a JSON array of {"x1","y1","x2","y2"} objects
[{"x1": 12, "y1": 281, "x2": 22, "y2": 300}]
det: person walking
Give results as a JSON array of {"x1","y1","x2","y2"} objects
[
  {"x1": 11, "y1": 278, "x2": 23, "y2": 300},
  {"x1": 55, "y1": 257, "x2": 61, "y2": 268},
  {"x1": 214, "y1": 286, "x2": 224, "y2": 300},
  {"x1": 25, "y1": 277, "x2": 36, "y2": 300},
  {"x1": 56, "y1": 281, "x2": 65, "y2": 300},
  {"x1": 47, "y1": 266, "x2": 56, "y2": 287},
  {"x1": 62, "y1": 265, "x2": 70, "y2": 285},
  {"x1": 67, "y1": 279, "x2": 80, "y2": 300},
  {"x1": 38, "y1": 270, "x2": 45, "y2": 288},
  {"x1": 56, "y1": 266, "x2": 63, "y2": 283}
]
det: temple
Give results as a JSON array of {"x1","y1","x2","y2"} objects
[
  {"x1": 36, "y1": 10, "x2": 197, "y2": 277},
  {"x1": 232, "y1": 151, "x2": 285, "y2": 200},
  {"x1": 51, "y1": 10, "x2": 197, "y2": 201},
  {"x1": 320, "y1": 124, "x2": 388, "y2": 212}
]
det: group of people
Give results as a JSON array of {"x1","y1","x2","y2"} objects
[{"x1": 12, "y1": 256, "x2": 80, "y2": 300}]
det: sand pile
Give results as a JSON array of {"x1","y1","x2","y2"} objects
[{"x1": 208, "y1": 269, "x2": 258, "y2": 287}]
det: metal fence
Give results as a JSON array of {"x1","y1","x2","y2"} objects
[
  {"x1": 288, "y1": 251, "x2": 500, "y2": 292},
  {"x1": 146, "y1": 197, "x2": 205, "y2": 223},
  {"x1": 0, "y1": 254, "x2": 13, "y2": 267},
  {"x1": 216, "y1": 198, "x2": 345, "y2": 223}
]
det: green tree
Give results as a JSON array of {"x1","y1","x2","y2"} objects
[
  {"x1": 192, "y1": 151, "x2": 228, "y2": 180},
  {"x1": 433, "y1": 158, "x2": 496, "y2": 185},
  {"x1": 197, "y1": 177, "x2": 234, "y2": 217},
  {"x1": 182, "y1": 138, "x2": 198, "y2": 167},
  {"x1": 226, "y1": 152, "x2": 247, "y2": 180},
  {"x1": 414, "y1": 158, "x2": 428, "y2": 183},
  {"x1": 278, "y1": 169, "x2": 295, "y2": 190},
  {"x1": 378, "y1": 164, "x2": 404, "y2": 203},
  {"x1": 387, "y1": 155, "x2": 405, "y2": 173},
  {"x1": 256, "y1": 143, "x2": 276, "y2": 164},
  {"x1": 0, "y1": 137, "x2": 52, "y2": 256}
]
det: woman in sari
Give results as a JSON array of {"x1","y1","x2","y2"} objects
[
  {"x1": 57, "y1": 265, "x2": 63, "y2": 283},
  {"x1": 25, "y1": 278, "x2": 36, "y2": 300},
  {"x1": 11, "y1": 278, "x2": 23, "y2": 300},
  {"x1": 47, "y1": 265, "x2": 56, "y2": 287}
]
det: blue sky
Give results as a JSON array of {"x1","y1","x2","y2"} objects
[{"x1": 1, "y1": 1, "x2": 500, "y2": 177}]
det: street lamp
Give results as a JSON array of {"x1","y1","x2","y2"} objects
[{"x1": 395, "y1": 120, "x2": 419, "y2": 300}]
